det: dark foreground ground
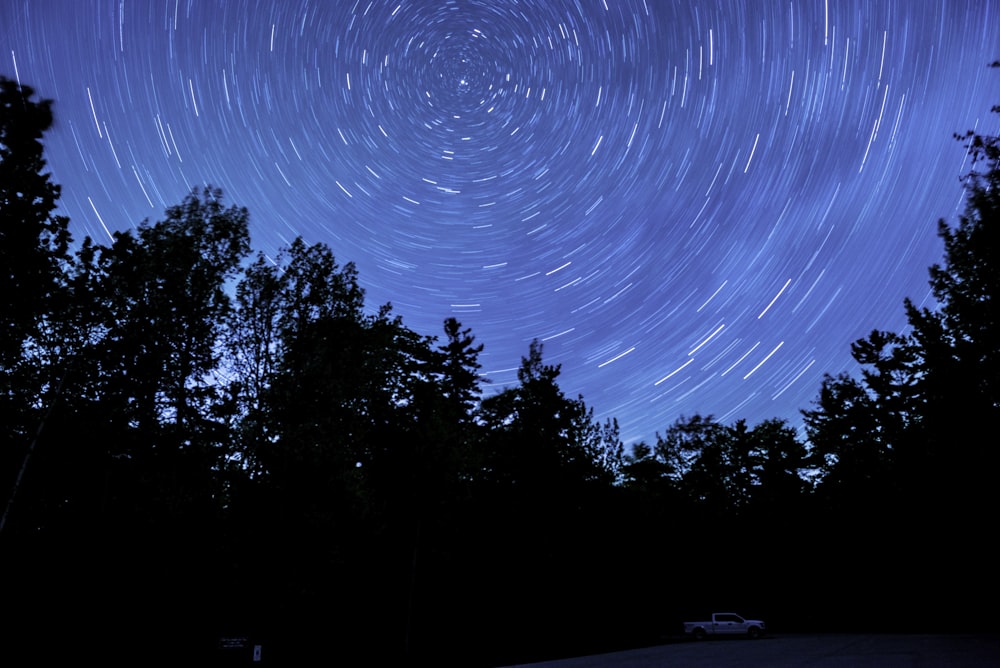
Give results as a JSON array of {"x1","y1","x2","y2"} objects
[{"x1": 503, "y1": 634, "x2": 1000, "y2": 668}]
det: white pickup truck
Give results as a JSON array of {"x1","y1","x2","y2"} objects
[{"x1": 683, "y1": 612, "x2": 765, "y2": 639}]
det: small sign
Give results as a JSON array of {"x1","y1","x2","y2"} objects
[
  {"x1": 219, "y1": 636, "x2": 248, "y2": 649},
  {"x1": 253, "y1": 645, "x2": 262, "y2": 662}
]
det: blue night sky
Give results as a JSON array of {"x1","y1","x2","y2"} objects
[{"x1": 4, "y1": 1, "x2": 999, "y2": 445}]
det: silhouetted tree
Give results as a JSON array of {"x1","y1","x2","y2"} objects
[
  {"x1": 797, "y1": 69, "x2": 1000, "y2": 626},
  {"x1": 0, "y1": 77, "x2": 71, "y2": 371},
  {"x1": 438, "y1": 317, "x2": 485, "y2": 420},
  {"x1": 239, "y1": 240, "x2": 374, "y2": 528},
  {"x1": 77, "y1": 187, "x2": 249, "y2": 506},
  {"x1": 806, "y1": 67, "x2": 1000, "y2": 507},
  {"x1": 0, "y1": 77, "x2": 72, "y2": 536},
  {"x1": 902, "y1": 97, "x2": 1000, "y2": 480},
  {"x1": 471, "y1": 341, "x2": 625, "y2": 657},
  {"x1": 224, "y1": 251, "x2": 283, "y2": 454},
  {"x1": 478, "y1": 340, "x2": 614, "y2": 493},
  {"x1": 650, "y1": 414, "x2": 752, "y2": 517},
  {"x1": 802, "y1": 372, "x2": 892, "y2": 511},
  {"x1": 747, "y1": 417, "x2": 810, "y2": 514}
]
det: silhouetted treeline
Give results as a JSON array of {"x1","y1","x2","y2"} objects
[{"x1": 2, "y1": 72, "x2": 997, "y2": 665}]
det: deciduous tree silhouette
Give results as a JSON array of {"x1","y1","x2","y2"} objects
[
  {"x1": 0, "y1": 77, "x2": 72, "y2": 537},
  {"x1": 0, "y1": 77, "x2": 70, "y2": 370}
]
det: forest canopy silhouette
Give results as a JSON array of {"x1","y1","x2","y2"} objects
[{"x1": 2, "y1": 69, "x2": 998, "y2": 665}]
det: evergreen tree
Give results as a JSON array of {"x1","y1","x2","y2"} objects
[
  {"x1": 437, "y1": 317, "x2": 485, "y2": 422},
  {"x1": 904, "y1": 90, "x2": 1000, "y2": 457},
  {"x1": 797, "y1": 71, "x2": 1000, "y2": 624},
  {"x1": 807, "y1": 68, "x2": 1000, "y2": 503},
  {"x1": 802, "y1": 372, "x2": 893, "y2": 509},
  {"x1": 478, "y1": 340, "x2": 610, "y2": 492}
]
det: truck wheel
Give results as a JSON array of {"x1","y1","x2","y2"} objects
[
  {"x1": 693, "y1": 628, "x2": 706, "y2": 641},
  {"x1": 748, "y1": 626, "x2": 761, "y2": 639}
]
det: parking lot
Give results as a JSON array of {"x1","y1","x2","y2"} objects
[{"x1": 506, "y1": 634, "x2": 1000, "y2": 668}]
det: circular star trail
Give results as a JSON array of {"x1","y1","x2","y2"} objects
[{"x1": 4, "y1": 0, "x2": 999, "y2": 444}]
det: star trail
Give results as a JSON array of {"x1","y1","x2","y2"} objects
[{"x1": 4, "y1": 0, "x2": 999, "y2": 445}]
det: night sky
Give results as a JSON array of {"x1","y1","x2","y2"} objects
[{"x1": 4, "y1": 1, "x2": 999, "y2": 446}]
